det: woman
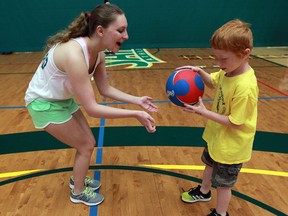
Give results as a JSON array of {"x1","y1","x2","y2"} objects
[{"x1": 25, "y1": 3, "x2": 158, "y2": 206}]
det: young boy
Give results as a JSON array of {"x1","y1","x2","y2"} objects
[{"x1": 180, "y1": 19, "x2": 259, "y2": 216}]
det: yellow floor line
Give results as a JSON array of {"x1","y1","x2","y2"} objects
[
  {"x1": 0, "y1": 169, "x2": 45, "y2": 179},
  {"x1": 1, "y1": 165, "x2": 287, "y2": 180},
  {"x1": 141, "y1": 165, "x2": 288, "y2": 177}
]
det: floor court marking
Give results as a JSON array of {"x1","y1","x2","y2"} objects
[
  {"x1": 0, "y1": 165, "x2": 286, "y2": 215},
  {"x1": 141, "y1": 165, "x2": 288, "y2": 177},
  {"x1": 0, "y1": 169, "x2": 44, "y2": 178},
  {"x1": 0, "y1": 94, "x2": 288, "y2": 110},
  {"x1": 1, "y1": 165, "x2": 287, "y2": 179}
]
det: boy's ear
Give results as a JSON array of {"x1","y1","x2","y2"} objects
[
  {"x1": 243, "y1": 48, "x2": 251, "y2": 56},
  {"x1": 241, "y1": 48, "x2": 251, "y2": 59}
]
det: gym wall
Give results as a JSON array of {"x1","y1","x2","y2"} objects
[{"x1": 1, "y1": 0, "x2": 287, "y2": 52}]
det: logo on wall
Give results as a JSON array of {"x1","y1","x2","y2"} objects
[{"x1": 105, "y1": 49, "x2": 165, "y2": 68}]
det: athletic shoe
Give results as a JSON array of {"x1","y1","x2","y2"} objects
[
  {"x1": 69, "y1": 176, "x2": 101, "y2": 191},
  {"x1": 70, "y1": 187, "x2": 104, "y2": 206},
  {"x1": 207, "y1": 208, "x2": 229, "y2": 216},
  {"x1": 181, "y1": 185, "x2": 211, "y2": 203}
]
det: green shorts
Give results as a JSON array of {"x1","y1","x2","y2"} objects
[{"x1": 27, "y1": 98, "x2": 79, "y2": 129}]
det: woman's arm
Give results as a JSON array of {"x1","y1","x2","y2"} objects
[
  {"x1": 61, "y1": 45, "x2": 156, "y2": 132},
  {"x1": 93, "y1": 53, "x2": 158, "y2": 112}
]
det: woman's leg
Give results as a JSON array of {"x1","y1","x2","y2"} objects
[{"x1": 45, "y1": 109, "x2": 96, "y2": 194}]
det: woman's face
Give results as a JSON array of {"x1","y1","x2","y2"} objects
[{"x1": 103, "y1": 14, "x2": 129, "y2": 53}]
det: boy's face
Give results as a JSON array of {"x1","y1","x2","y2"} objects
[{"x1": 212, "y1": 49, "x2": 250, "y2": 75}]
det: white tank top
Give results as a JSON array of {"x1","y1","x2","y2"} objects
[{"x1": 25, "y1": 37, "x2": 101, "y2": 105}]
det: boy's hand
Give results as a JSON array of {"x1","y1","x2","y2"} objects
[
  {"x1": 176, "y1": 65, "x2": 203, "y2": 74},
  {"x1": 183, "y1": 97, "x2": 207, "y2": 115}
]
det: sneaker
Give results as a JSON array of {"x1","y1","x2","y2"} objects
[
  {"x1": 181, "y1": 185, "x2": 211, "y2": 203},
  {"x1": 69, "y1": 176, "x2": 101, "y2": 191},
  {"x1": 70, "y1": 187, "x2": 104, "y2": 206},
  {"x1": 207, "y1": 208, "x2": 229, "y2": 216}
]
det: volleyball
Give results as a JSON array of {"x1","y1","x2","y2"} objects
[{"x1": 166, "y1": 68, "x2": 204, "y2": 107}]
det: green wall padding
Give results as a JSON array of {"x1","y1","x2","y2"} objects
[{"x1": 1, "y1": 0, "x2": 288, "y2": 52}]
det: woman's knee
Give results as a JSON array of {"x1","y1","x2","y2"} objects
[
  {"x1": 87, "y1": 136, "x2": 96, "y2": 150},
  {"x1": 78, "y1": 136, "x2": 96, "y2": 154}
]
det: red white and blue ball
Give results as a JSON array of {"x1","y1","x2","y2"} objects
[{"x1": 166, "y1": 68, "x2": 204, "y2": 107}]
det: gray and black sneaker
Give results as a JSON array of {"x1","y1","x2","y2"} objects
[
  {"x1": 207, "y1": 208, "x2": 229, "y2": 216},
  {"x1": 70, "y1": 187, "x2": 104, "y2": 206},
  {"x1": 69, "y1": 176, "x2": 101, "y2": 191},
  {"x1": 181, "y1": 185, "x2": 211, "y2": 203}
]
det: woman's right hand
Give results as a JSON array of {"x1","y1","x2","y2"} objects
[{"x1": 136, "y1": 111, "x2": 156, "y2": 133}]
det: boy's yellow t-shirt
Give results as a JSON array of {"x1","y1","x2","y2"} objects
[{"x1": 202, "y1": 68, "x2": 259, "y2": 164}]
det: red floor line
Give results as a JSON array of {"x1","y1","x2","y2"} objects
[{"x1": 257, "y1": 79, "x2": 288, "y2": 96}]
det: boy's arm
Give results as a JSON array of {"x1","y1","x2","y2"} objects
[
  {"x1": 183, "y1": 98, "x2": 242, "y2": 129},
  {"x1": 195, "y1": 67, "x2": 213, "y2": 89}
]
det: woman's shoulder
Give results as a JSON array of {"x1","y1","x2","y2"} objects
[
  {"x1": 56, "y1": 40, "x2": 83, "y2": 57},
  {"x1": 53, "y1": 40, "x2": 85, "y2": 71}
]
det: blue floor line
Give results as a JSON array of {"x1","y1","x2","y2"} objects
[
  {"x1": 1, "y1": 96, "x2": 288, "y2": 110},
  {"x1": 89, "y1": 118, "x2": 105, "y2": 216}
]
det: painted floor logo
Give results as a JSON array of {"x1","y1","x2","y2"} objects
[{"x1": 105, "y1": 48, "x2": 165, "y2": 68}]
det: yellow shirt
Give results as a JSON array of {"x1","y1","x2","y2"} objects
[{"x1": 203, "y1": 68, "x2": 258, "y2": 164}]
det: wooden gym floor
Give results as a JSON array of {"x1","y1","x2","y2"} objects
[{"x1": 0, "y1": 47, "x2": 287, "y2": 216}]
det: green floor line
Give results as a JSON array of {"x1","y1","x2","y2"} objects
[
  {"x1": 0, "y1": 126, "x2": 287, "y2": 154},
  {"x1": 0, "y1": 165, "x2": 286, "y2": 216}
]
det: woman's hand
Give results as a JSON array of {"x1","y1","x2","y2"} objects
[
  {"x1": 137, "y1": 96, "x2": 158, "y2": 112},
  {"x1": 135, "y1": 111, "x2": 157, "y2": 133}
]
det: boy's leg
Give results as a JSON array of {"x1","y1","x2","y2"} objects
[
  {"x1": 200, "y1": 146, "x2": 214, "y2": 193},
  {"x1": 181, "y1": 146, "x2": 213, "y2": 203},
  {"x1": 216, "y1": 187, "x2": 231, "y2": 216},
  {"x1": 200, "y1": 165, "x2": 213, "y2": 194},
  {"x1": 211, "y1": 162, "x2": 242, "y2": 216}
]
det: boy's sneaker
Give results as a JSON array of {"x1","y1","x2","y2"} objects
[
  {"x1": 69, "y1": 176, "x2": 101, "y2": 191},
  {"x1": 70, "y1": 187, "x2": 104, "y2": 206},
  {"x1": 181, "y1": 185, "x2": 211, "y2": 203},
  {"x1": 207, "y1": 208, "x2": 229, "y2": 216}
]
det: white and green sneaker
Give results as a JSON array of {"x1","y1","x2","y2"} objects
[
  {"x1": 70, "y1": 187, "x2": 104, "y2": 206},
  {"x1": 69, "y1": 176, "x2": 101, "y2": 191},
  {"x1": 181, "y1": 185, "x2": 211, "y2": 203}
]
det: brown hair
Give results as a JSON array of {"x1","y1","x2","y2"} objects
[
  {"x1": 210, "y1": 19, "x2": 253, "y2": 54},
  {"x1": 44, "y1": 4, "x2": 124, "y2": 53}
]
